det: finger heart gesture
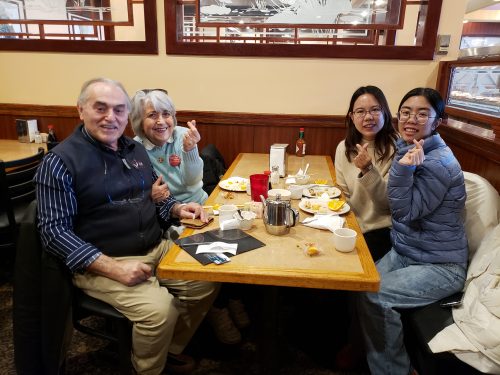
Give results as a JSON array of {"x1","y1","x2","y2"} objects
[
  {"x1": 399, "y1": 139, "x2": 425, "y2": 166},
  {"x1": 353, "y1": 143, "x2": 372, "y2": 170},
  {"x1": 183, "y1": 120, "x2": 201, "y2": 151}
]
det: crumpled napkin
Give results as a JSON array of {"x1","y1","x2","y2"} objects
[
  {"x1": 220, "y1": 218, "x2": 240, "y2": 231},
  {"x1": 302, "y1": 215, "x2": 345, "y2": 232},
  {"x1": 196, "y1": 242, "x2": 238, "y2": 255}
]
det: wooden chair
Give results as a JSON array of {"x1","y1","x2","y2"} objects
[{"x1": 0, "y1": 147, "x2": 45, "y2": 250}]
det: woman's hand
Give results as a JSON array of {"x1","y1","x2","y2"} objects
[
  {"x1": 399, "y1": 139, "x2": 425, "y2": 166},
  {"x1": 354, "y1": 143, "x2": 373, "y2": 174},
  {"x1": 151, "y1": 175, "x2": 170, "y2": 203},
  {"x1": 183, "y1": 120, "x2": 201, "y2": 152}
]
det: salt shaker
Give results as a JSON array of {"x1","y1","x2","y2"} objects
[{"x1": 271, "y1": 165, "x2": 280, "y2": 188}]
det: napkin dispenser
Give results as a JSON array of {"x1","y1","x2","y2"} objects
[
  {"x1": 16, "y1": 119, "x2": 38, "y2": 143},
  {"x1": 269, "y1": 143, "x2": 288, "y2": 177}
]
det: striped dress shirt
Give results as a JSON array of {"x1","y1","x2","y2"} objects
[{"x1": 35, "y1": 152, "x2": 178, "y2": 273}]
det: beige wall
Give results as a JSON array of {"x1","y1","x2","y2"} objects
[{"x1": 0, "y1": 0, "x2": 466, "y2": 115}]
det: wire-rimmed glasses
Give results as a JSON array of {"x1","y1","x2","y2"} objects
[
  {"x1": 352, "y1": 107, "x2": 382, "y2": 119},
  {"x1": 397, "y1": 110, "x2": 436, "y2": 124},
  {"x1": 103, "y1": 158, "x2": 145, "y2": 205}
]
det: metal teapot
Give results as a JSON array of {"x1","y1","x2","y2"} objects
[{"x1": 261, "y1": 194, "x2": 299, "y2": 236}]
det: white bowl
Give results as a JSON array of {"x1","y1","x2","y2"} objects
[
  {"x1": 234, "y1": 211, "x2": 256, "y2": 230},
  {"x1": 268, "y1": 188, "x2": 291, "y2": 201},
  {"x1": 295, "y1": 174, "x2": 311, "y2": 185}
]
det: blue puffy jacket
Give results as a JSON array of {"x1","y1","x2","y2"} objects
[{"x1": 388, "y1": 134, "x2": 468, "y2": 264}]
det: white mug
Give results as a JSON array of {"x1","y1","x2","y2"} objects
[
  {"x1": 219, "y1": 204, "x2": 238, "y2": 223},
  {"x1": 287, "y1": 184, "x2": 303, "y2": 200},
  {"x1": 333, "y1": 228, "x2": 357, "y2": 252}
]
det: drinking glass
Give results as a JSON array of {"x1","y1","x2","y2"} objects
[{"x1": 250, "y1": 174, "x2": 269, "y2": 202}]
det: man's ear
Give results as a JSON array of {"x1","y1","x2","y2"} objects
[{"x1": 77, "y1": 104, "x2": 84, "y2": 121}]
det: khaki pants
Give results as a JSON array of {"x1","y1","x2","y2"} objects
[{"x1": 73, "y1": 239, "x2": 218, "y2": 375}]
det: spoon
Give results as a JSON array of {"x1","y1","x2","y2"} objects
[{"x1": 303, "y1": 163, "x2": 310, "y2": 176}]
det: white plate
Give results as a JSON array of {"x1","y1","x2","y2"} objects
[
  {"x1": 218, "y1": 177, "x2": 248, "y2": 192},
  {"x1": 298, "y1": 198, "x2": 350, "y2": 215},
  {"x1": 302, "y1": 186, "x2": 341, "y2": 199}
]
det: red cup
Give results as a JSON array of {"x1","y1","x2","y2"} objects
[{"x1": 250, "y1": 174, "x2": 269, "y2": 202}]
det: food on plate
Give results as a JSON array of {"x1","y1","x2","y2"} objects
[
  {"x1": 305, "y1": 186, "x2": 339, "y2": 198},
  {"x1": 226, "y1": 180, "x2": 246, "y2": 189},
  {"x1": 219, "y1": 177, "x2": 248, "y2": 191},
  {"x1": 328, "y1": 199, "x2": 346, "y2": 211},
  {"x1": 302, "y1": 199, "x2": 328, "y2": 214},
  {"x1": 318, "y1": 206, "x2": 329, "y2": 214}
]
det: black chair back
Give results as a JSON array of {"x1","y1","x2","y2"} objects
[
  {"x1": 13, "y1": 200, "x2": 73, "y2": 375},
  {"x1": 0, "y1": 147, "x2": 45, "y2": 249},
  {"x1": 200, "y1": 144, "x2": 226, "y2": 195}
]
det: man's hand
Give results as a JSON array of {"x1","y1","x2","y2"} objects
[
  {"x1": 399, "y1": 139, "x2": 425, "y2": 166},
  {"x1": 151, "y1": 175, "x2": 170, "y2": 203},
  {"x1": 174, "y1": 202, "x2": 207, "y2": 221},
  {"x1": 353, "y1": 143, "x2": 373, "y2": 174},
  {"x1": 182, "y1": 120, "x2": 201, "y2": 152},
  {"x1": 87, "y1": 254, "x2": 152, "y2": 287}
]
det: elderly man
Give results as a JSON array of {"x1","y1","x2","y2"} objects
[{"x1": 35, "y1": 78, "x2": 217, "y2": 375}]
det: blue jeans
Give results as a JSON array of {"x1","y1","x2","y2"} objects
[{"x1": 356, "y1": 249, "x2": 466, "y2": 375}]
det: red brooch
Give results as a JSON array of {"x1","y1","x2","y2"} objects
[{"x1": 169, "y1": 154, "x2": 181, "y2": 167}]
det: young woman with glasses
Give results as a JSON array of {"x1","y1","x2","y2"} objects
[
  {"x1": 335, "y1": 85, "x2": 398, "y2": 262},
  {"x1": 356, "y1": 88, "x2": 467, "y2": 375},
  {"x1": 333, "y1": 86, "x2": 398, "y2": 371}
]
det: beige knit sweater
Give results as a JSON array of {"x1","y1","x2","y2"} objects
[{"x1": 334, "y1": 139, "x2": 393, "y2": 233}]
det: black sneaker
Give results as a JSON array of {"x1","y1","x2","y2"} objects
[{"x1": 165, "y1": 353, "x2": 196, "y2": 374}]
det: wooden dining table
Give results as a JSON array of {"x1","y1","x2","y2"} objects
[
  {"x1": 0, "y1": 139, "x2": 47, "y2": 162},
  {"x1": 157, "y1": 153, "x2": 380, "y2": 292}
]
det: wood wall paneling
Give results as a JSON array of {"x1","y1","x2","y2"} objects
[
  {"x1": 462, "y1": 22, "x2": 500, "y2": 36},
  {"x1": 1, "y1": 103, "x2": 499, "y2": 192}
]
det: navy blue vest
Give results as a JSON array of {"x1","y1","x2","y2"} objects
[{"x1": 52, "y1": 125, "x2": 162, "y2": 257}]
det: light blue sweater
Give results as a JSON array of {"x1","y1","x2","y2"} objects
[{"x1": 135, "y1": 126, "x2": 208, "y2": 204}]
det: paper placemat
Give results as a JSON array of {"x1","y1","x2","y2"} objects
[{"x1": 175, "y1": 229, "x2": 265, "y2": 265}]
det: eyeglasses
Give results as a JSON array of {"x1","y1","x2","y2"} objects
[
  {"x1": 397, "y1": 110, "x2": 436, "y2": 124},
  {"x1": 352, "y1": 107, "x2": 382, "y2": 119},
  {"x1": 140, "y1": 88, "x2": 169, "y2": 95},
  {"x1": 103, "y1": 158, "x2": 145, "y2": 205},
  {"x1": 145, "y1": 110, "x2": 172, "y2": 122}
]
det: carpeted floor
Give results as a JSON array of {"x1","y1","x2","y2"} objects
[{"x1": 1, "y1": 259, "x2": 369, "y2": 375}]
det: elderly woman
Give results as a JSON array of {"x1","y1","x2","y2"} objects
[
  {"x1": 130, "y1": 89, "x2": 208, "y2": 204},
  {"x1": 130, "y1": 89, "x2": 248, "y2": 345}
]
